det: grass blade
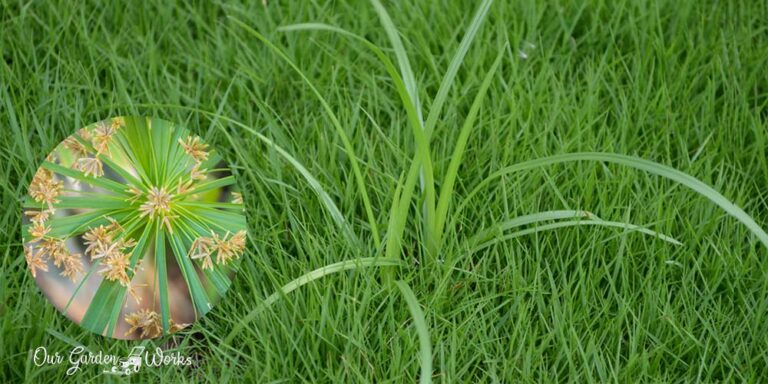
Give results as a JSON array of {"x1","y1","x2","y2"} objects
[
  {"x1": 276, "y1": 23, "x2": 437, "y2": 251},
  {"x1": 42, "y1": 161, "x2": 129, "y2": 195},
  {"x1": 469, "y1": 210, "x2": 594, "y2": 245},
  {"x1": 368, "y1": 0, "x2": 438, "y2": 246},
  {"x1": 453, "y1": 152, "x2": 768, "y2": 250},
  {"x1": 394, "y1": 280, "x2": 432, "y2": 384},
  {"x1": 473, "y1": 219, "x2": 683, "y2": 252},
  {"x1": 369, "y1": 0, "x2": 423, "y2": 127},
  {"x1": 382, "y1": 172, "x2": 405, "y2": 282},
  {"x1": 236, "y1": 127, "x2": 357, "y2": 243},
  {"x1": 230, "y1": 18, "x2": 381, "y2": 248},
  {"x1": 155, "y1": 228, "x2": 170, "y2": 334},
  {"x1": 423, "y1": 0, "x2": 494, "y2": 140},
  {"x1": 168, "y1": 232, "x2": 210, "y2": 317},
  {"x1": 433, "y1": 49, "x2": 503, "y2": 253},
  {"x1": 81, "y1": 283, "x2": 122, "y2": 335},
  {"x1": 223, "y1": 257, "x2": 404, "y2": 344}
]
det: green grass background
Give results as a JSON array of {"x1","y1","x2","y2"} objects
[{"x1": 2, "y1": 0, "x2": 768, "y2": 382}]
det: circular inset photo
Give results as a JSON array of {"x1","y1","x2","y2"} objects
[{"x1": 22, "y1": 116, "x2": 246, "y2": 339}]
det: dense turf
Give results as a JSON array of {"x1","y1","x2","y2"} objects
[{"x1": 2, "y1": 0, "x2": 768, "y2": 382}]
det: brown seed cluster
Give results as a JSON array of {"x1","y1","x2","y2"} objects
[
  {"x1": 124, "y1": 308, "x2": 162, "y2": 338},
  {"x1": 24, "y1": 219, "x2": 84, "y2": 281},
  {"x1": 124, "y1": 308, "x2": 188, "y2": 338},
  {"x1": 174, "y1": 135, "x2": 210, "y2": 195},
  {"x1": 138, "y1": 186, "x2": 179, "y2": 233},
  {"x1": 189, "y1": 230, "x2": 247, "y2": 270},
  {"x1": 25, "y1": 175, "x2": 84, "y2": 281},
  {"x1": 178, "y1": 136, "x2": 209, "y2": 164},
  {"x1": 139, "y1": 186, "x2": 173, "y2": 219},
  {"x1": 82, "y1": 221, "x2": 137, "y2": 287},
  {"x1": 75, "y1": 157, "x2": 104, "y2": 178},
  {"x1": 62, "y1": 136, "x2": 88, "y2": 158},
  {"x1": 71, "y1": 117, "x2": 125, "y2": 178},
  {"x1": 24, "y1": 246, "x2": 48, "y2": 278},
  {"x1": 25, "y1": 118, "x2": 126, "y2": 280},
  {"x1": 28, "y1": 168, "x2": 63, "y2": 212}
]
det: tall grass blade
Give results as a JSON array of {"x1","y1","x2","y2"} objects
[
  {"x1": 470, "y1": 210, "x2": 594, "y2": 245},
  {"x1": 224, "y1": 257, "x2": 404, "y2": 344},
  {"x1": 276, "y1": 22, "x2": 437, "y2": 252},
  {"x1": 368, "y1": 0, "x2": 439, "y2": 246},
  {"x1": 383, "y1": 173, "x2": 405, "y2": 282},
  {"x1": 454, "y1": 152, "x2": 768, "y2": 249},
  {"x1": 423, "y1": 0, "x2": 494, "y2": 140},
  {"x1": 230, "y1": 18, "x2": 381, "y2": 248},
  {"x1": 390, "y1": 157, "x2": 423, "y2": 261},
  {"x1": 433, "y1": 50, "x2": 503, "y2": 253},
  {"x1": 473, "y1": 219, "x2": 683, "y2": 252},
  {"x1": 394, "y1": 280, "x2": 433, "y2": 384},
  {"x1": 369, "y1": 0, "x2": 423, "y2": 127}
]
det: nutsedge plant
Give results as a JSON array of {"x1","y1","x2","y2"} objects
[
  {"x1": 222, "y1": 0, "x2": 768, "y2": 382},
  {"x1": 22, "y1": 116, "x2": 246, "y2": 339}
]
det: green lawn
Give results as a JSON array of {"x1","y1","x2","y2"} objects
[{"x1": 2, "y1": 0, "x2": 768, "y2": 382}]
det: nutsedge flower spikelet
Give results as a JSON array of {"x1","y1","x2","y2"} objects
[
  {"x1": 39, "y1": 238, "x2": 68, "y2": 268},
  {"x1": 110, "y1": 117, "x2": 126, "y2": 130},
  {"x1": 188, "y1": 236, "x2": 215, "y2": 270},
  {"x1": 179, "y1": 136, "x2": 209, "y2": 164},
  {"x1": 92, "y1": 121, "x2": 117, "y2": 156},
  {"x1": 25, "y1": 246, "x2": 48, "y2": 278},
  {"x1": 25, "y1": 210, "x2": 50, "y2": 225},
  {"x1": 28, "y1": 167, "x2": 63, "y2": 211},
  {"x1": 60, "y1": 253, "x2": 84, "y2": 282},
  {"x1": 74, "y1": 157, "x2": 104, "y2": 177},
  {"x1": 62, "y1": 136, "x2": 88, "y2": 158},
  {"x1": 124, "y1": 309, "x2": 163, "y2": 338},
  {"x1": 100, "y1": 250, "x2": 132, "y2": 286},
  {"x1": 28, "y1": 221, "x2": 50, "y2": 242},
  {"x1": 77, "y1": 127, "x2": 92, "y2": 141},
  {"x1": 83, "y1": 225, "x2": 113, "y2": 259},
  {"x1": 139, "y1": 186, "x2": 173, "y2": 219},
  {"x1": 188, "y1": 230, "x2": 246, "y2": 269}
]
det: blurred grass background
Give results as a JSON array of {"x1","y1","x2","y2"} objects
[{"x1": 1, "y1": 0, "x2": 767, "y2": 382}]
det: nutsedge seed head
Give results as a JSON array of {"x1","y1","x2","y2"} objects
[
  {"x1": 29, "y1": 168, "x2": 63, "y2": 209},
  {"x1": 25, "y1": 246, "x2": 48, "y2": 278},
  {"x1": 92, "y1": 121, "x2": 117, "y2": 155},
  {"x1": 62, "y1": 136, "x2": 89, "y2": 158},
  {"x1": 139, "y1": 186, "x2": 173, "y2": 219},
  {"x1": 60, "y1": 253, "x2": 84, "y2": 282},
  {"x1": 110, "y1": 117, "x2": 126, "y2": 130},
  {"x1": 100, "y1": 251, "x2": 132, "y2": 286},
  {"x1": 28, "y1": 221, "x2": 51, "y2": 242},
  {"x1": 74, "y1": 157, "x2": 104, "y2": 178},
  {"x1": 124, "y1": 309, "x2": 163, "y2": 338},
  {"x1": 179, "y1": 136, "x2": 209, "y2": 164},
  {"x1": 25, "y1": 210, "x2": 51, "y2": 225}
]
